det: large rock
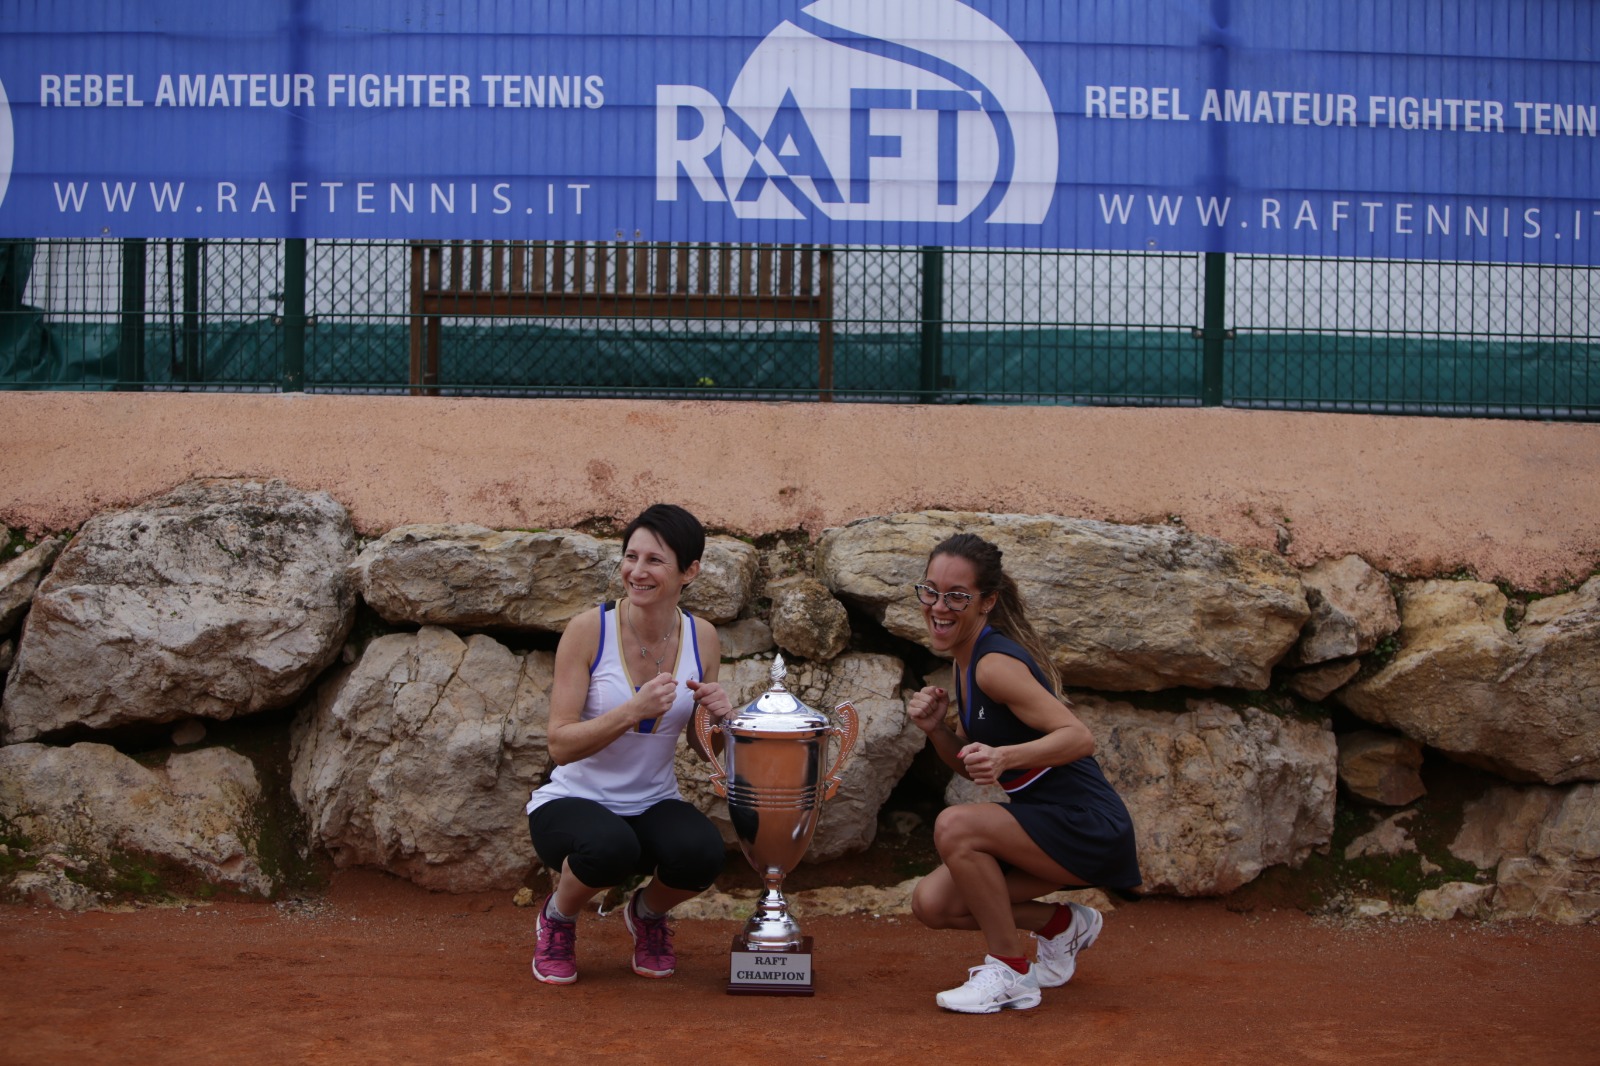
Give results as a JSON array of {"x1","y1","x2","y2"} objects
[
  {"x1": 1, "y1": 479, "x2": 357, "y2": 742},
  {"x1": 1083, "y1": 696, "x2": 1337, "y2": 896},
  {"x1": 1291, "y1": 555, "x2": 1400, "y2": 665},
  {"x1": 290, "y1": 627, "x2": 552, "y2": 892},
  {"x1": 0, "y1": 536, "x2": 64, "y2": 635},
  {"x1": 942, "y1": 696, "x2": 1336, "y2": 897},
  {"x1": 1337, "y1": 730, "x2": 1426, "y2": 806},
  {"x1": 1285, "y1": 659, "x2": 1361, "y2": 702},
  {"x1": 678, "y1": 536, "x2": 762, "y2": 626},
  {"x1": 352, "y1": 524, "x2": 618, "y2": 631},
  {"x1": 767, "y1": 576, "x2": 850, "y2": 662},
  {"x1": 0, "y1": 741, "x2": 276, "y2": 901},
  {"x1": 352, "y1": 525, "x2": 757, "y2": 629},
  {"x1": 717, "y1": 617, "x2": 775, "y2": 659},
  {"x1": 677, "y1": 653, "x2": 920, "y2": 863},
  {"x1": 1450, "y1": 783, "x2": 1600, "y2": 923},
  {"x1": 1340, "y1": 578, "x2": 1600, "y2": 784},
  {"x1": 816, "y1": 511, "x2": 1309, "y2": 691}
]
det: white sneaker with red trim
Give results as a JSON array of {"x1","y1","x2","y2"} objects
[
  {"x1": 934, "y1": 956, "x2": 1042, "y2": 1014},
  {"x1": 1032, "y1": 901, "x2": 1103, "y2": 988}
]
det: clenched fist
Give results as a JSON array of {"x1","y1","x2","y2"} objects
[{"x1": 906, "y1": 685, "x2": 950, "y2": 735}]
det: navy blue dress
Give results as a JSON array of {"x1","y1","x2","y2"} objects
[{"x1": 958, "y1": 627, "x2": 1142, "y2": 890}]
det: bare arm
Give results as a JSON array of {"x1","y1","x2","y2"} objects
[
  {"x1": 956, "y1": 654, "x2": 1095, "y2": 786},
  {"x1": 547, "y1": 607, "x2": 677, "y2": 765}
]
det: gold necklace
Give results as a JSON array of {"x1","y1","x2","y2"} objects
[{"x1": 626, "y1": 603, "x2": 677, "y2": 674}]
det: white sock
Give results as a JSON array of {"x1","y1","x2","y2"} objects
[{"x1": 545, "y1": 898, "x2": 577, "y2": 923}]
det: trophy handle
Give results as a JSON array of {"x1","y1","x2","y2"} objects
[
  {"x1": 821, "y1": 700, "x2": 860, "y2": 801},
  {"x1": 693, "y1": 703, "x2": 729, "y2": 798}
]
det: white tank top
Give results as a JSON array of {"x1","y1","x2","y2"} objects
[{"x1": 526, "y1": 602, "x2": 704, "y2": 817}]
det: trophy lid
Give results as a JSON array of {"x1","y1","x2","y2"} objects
[{"x1": 728, "y1": 654, "x2": 831, "y2": 733}]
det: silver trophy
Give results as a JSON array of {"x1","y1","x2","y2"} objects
[{"x1": 694, "y1": 655, "x2": 859, "y2": 992}]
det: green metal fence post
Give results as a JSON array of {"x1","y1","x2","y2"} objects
[
  {"x1": 919, "y1": 246, "x2": 945, "y2": 403},
  {"x1": 117, "y1": 238, "x2": 147, "y2": 390},
  {"x1": 180, "y1": 239, "x2": 203, "y2": 383},
  {"x1": 1200, "y1": 251, "x2": 1228, "y2": 406},
  {"x1": 282, "y1": 238, "x2": 307, "y2": 391}
]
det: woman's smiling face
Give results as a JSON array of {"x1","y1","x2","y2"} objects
[
  {"x1": 620, "y1": 527, "x2": 691, "y2": 605},
  {"x1": 920, "y1": 552, "x2": 993, "y2": 656}
]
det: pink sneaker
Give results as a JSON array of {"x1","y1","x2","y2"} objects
[
  {"x1": 623, "y1": 890, "x2": 676, "y2": 978},
  {"x1": 531, "y1": 896, "x2": 577, "y2": 984}
]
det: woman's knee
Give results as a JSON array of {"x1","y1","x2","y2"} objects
[
  {"x1": 909, "y1": 889, "x2": 942, "y2": 929},
  {"x1": 931, "y1": 804, "x2": 987, "y2": 857},
  {"x1": 656, "y1": 833, "x2": 726, "y2": 891},
  {"x1": 528, "y1": 799, "x2": 642, "y2": 888},
  {"x1": 645, "y1": 803, "x2": 728, "y2": 891},
  {"x1": 910, "y1": 873, "x2": 967, "y2": 930},
  {"x1": 566, "y1": 825, "x2": 642, "y2": 888}
]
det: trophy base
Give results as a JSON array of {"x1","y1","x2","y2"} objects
[{"x1": 727, "y1": 935, "x2": 815, "y2": 996}]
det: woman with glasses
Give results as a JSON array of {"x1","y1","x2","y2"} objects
[
  {"x1": 525, "y1": 504, "x2": 734, "y2": 986},
  {"x1": 905, "y1": 532, "x2": 1140, "y2": 1014}
]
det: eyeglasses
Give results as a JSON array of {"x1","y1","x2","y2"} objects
[{"x1": 913, "y1": 583, "x2": 974, "y2": 612}]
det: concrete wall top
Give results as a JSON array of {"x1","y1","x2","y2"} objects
[{"x1": 3, "y1": 393, "x2": 1597, "y2": 591}]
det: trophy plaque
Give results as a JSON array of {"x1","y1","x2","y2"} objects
[{"x1": 693, "y1": 655, "x2": 859, "y2": 996}]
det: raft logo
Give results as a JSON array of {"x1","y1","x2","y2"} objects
[
  {"x1": 0, "y1": 76, "x2": 12, "y2": 211},
  {"x1": 656, "y1": 0, "x2": 1057, "y2": 225}
]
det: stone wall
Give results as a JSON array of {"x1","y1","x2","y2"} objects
[{"x1": 2, "y1": 471, "x2": 1596, "y2": 922}]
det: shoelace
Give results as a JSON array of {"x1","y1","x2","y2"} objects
[
  {"x1": 541, "y1": 918, "x2": 576, "y2": 960},
  {"x1": 636, "y1": 914, "x2": 673, "y2": 957},
  {"x1": 964, "y1": 962, "x2": 1010, "y2": 996}
]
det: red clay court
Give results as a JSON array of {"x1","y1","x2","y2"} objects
[{"x1": 3, "y1": 869, "x2": 1596, "y2": 1066}]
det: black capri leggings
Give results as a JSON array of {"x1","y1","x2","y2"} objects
[{"x1": 527, "y1": 796, "x2": 726, "y2": 892}]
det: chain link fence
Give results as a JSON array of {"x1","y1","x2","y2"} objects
[
  {"x1": 1226, "y1": 256, "x2": 1600, "y2": 418},
  {"x1": 1, "y1": 237, "x2": 1595, "y2": 419}
]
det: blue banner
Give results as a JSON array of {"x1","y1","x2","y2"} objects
[{"x1": 0, "y1": 1, "x2": 1595, "y2": 263}]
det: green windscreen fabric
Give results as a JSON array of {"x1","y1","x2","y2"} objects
[{"x1": 1, "y1": 315, "x2": 1595, "y2": 415}]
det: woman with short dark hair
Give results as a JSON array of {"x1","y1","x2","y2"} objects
[{"x1": 525, "y1": 503, "x2": 733, "y2": 984}]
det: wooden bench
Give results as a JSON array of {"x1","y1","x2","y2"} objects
[{"x1": 408, "y1": 241, "x2": 835, "y2": 398}]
